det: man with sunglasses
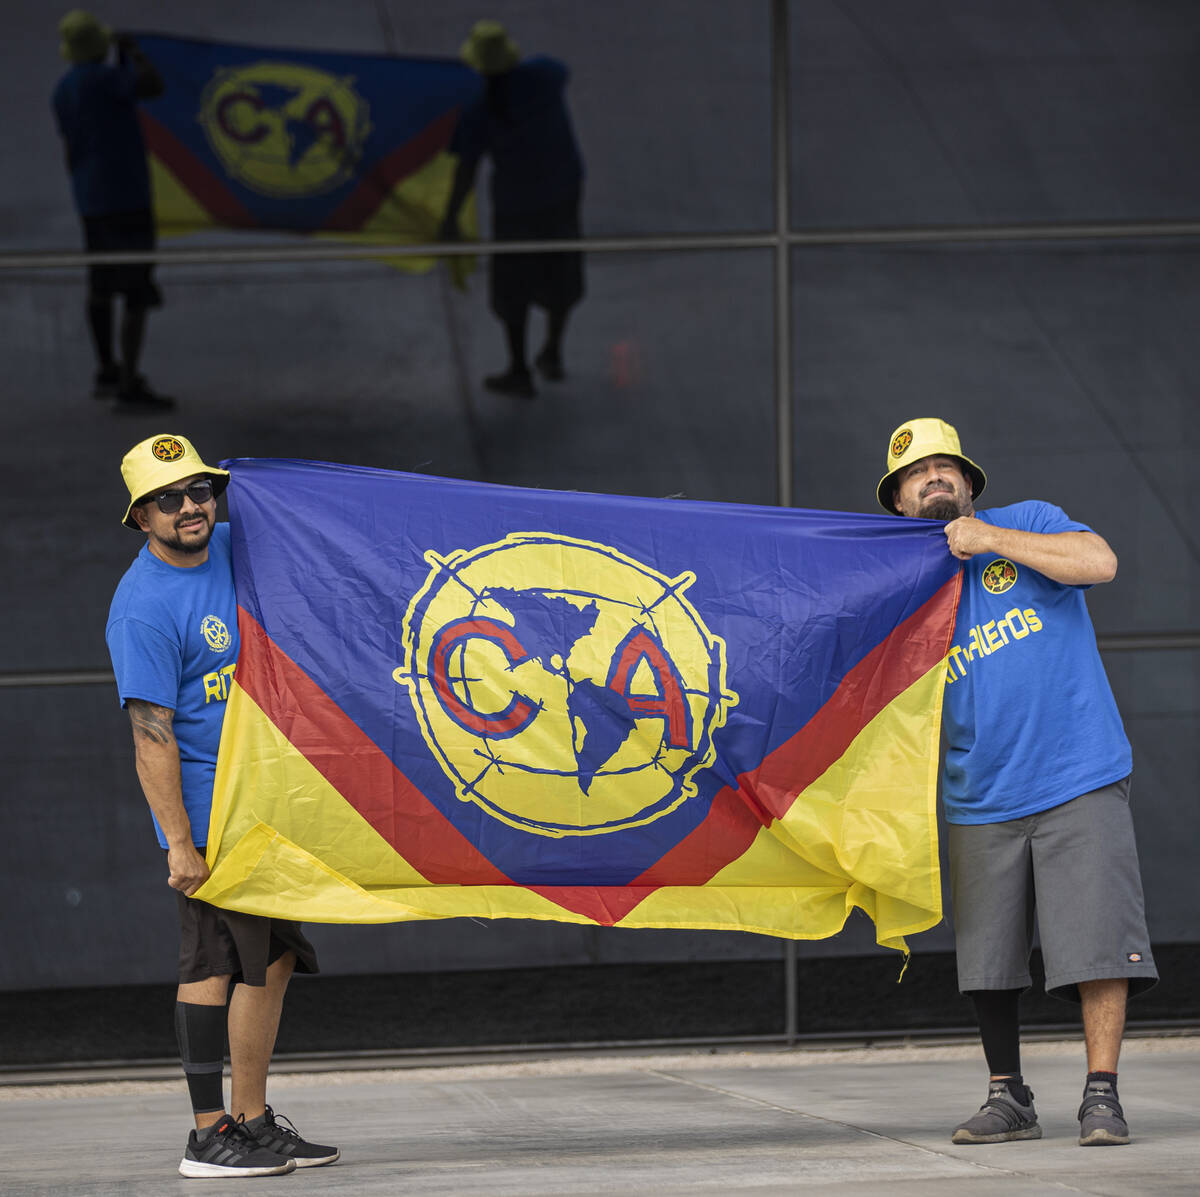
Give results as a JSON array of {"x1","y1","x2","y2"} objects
[{"x1": 106, "y1": 434, "x2": 338, "y2": 1178}]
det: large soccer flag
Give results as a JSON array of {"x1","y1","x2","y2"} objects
[
  {"x1": 196, "y1": 461, "x2": 961, "y2": 950},
  {"x1": 132, "y1": 34, "x2": 480, "y2": 267}
]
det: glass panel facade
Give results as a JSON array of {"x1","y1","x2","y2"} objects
[
  {"x1": 791, "y1": 242, "x2": 1200, "y2": 634},
  {"x1": 791, "y1": 0, "x2": 1200, "y2": 227},
  {"x1": 4, "y1": 1, "x2": 1197, "y2": 996}
]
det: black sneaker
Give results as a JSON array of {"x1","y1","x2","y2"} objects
[
  {"x1": 1078, "y1": 1080, "x2": 1130, "y2": 1145},
  {"x1": 483, "y1": 368, "x2": 536, "y2": 399},
  {"x1": 179, "y1": 1113, "x2": 296, "y2": 1178},
  {"x1": 951, "y1": 1081, "x2": 1042, "y2": 1144},
  {"x1": 116, "y1": 374, "x2": 175, "y2": 408},
  {"x1": 245, "y1": 1105, "x2": 340, "y2": 1168},
  {"x1": 93, "y1": 365, "x2": 121, "y2": 399}
]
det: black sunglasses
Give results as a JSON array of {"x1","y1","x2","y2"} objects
[{"x1": 146, "y1": 479, "x2": 215, "y2": 514}]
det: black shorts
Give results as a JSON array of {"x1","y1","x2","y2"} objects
[
  {"x1": 176, "y1": 891, "x2": 319, "y2": 987},
  {"x1": 83, "y1": 208, "x2": 162, "y2": 307},
  {"x1": 490, "y1": 195, "x2": 584, "y2": 321}
]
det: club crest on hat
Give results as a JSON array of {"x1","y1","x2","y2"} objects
[
  {"x1": 890, "y1": 428, "x2": 913, "y2": 459},
  {"x1": 152, "y1": 436, "x2": 186, "y2": 462}
]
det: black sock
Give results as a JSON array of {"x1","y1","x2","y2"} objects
[
  {"x1": 175, "y1": 1001, "x2": 227, "y2": 1116},
  {"x1": 1086, "y1": 1070, "x2": 1119, "y2": 1096},
  {"x1": 989, "y1": 1073, "x2": 1031, "y2": 1104}
]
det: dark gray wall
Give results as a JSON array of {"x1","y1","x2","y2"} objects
[{"x1": 2, "y1": 1, "x2": 1197, "y2": 990}]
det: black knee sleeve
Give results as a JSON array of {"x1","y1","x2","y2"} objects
[
  {"x1": 174, "y1": 1002, "x2": 227, "y2": 1115},
  {"x1": 968, "y1": 988, "x2": 1023, "y2": 1077}
]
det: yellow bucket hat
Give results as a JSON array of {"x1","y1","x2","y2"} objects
[
  {"x1": 460, "y1": 20, "x2": 520, "y2": 75},
  {"x1": 58, "y1": 9, "x2": 111, "y2": 63},
  {"x1": 876, "y1": 417, "x2": 986, "y2": 513},
  {"x1": 120, "y1": 433, "x2": 230, "y2": 529}
]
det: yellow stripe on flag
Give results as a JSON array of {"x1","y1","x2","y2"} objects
[
  {"x1": 197, "y1": 660, "x2": 947, "y2": 948},
  {"x1": 204, "y1": 683, "x2": 429, "y2": 888},
  {"x1": 148, "y1": 149, "x2": 477, "y2": 283},
  {"x1": 148, "y1": 158, "x2": 213, "y2": 235}
]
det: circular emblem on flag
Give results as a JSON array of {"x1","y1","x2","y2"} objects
[
  {"x1": 982, "y1": 559, "x2": 1018, "y2": 595},
  {"x1": 152, "y1": 436, "x2": 185, "y2": 462},
  {"x1": 396, "y1": 533, "x2": 739, "y2": 838},
  {"x1": 890, "y1": 428, "x2": 913, "y2": 459},
  {"x1": 201, "y1": 614, "x2": 232, "y2": 652},
  {"x1": 198, "y1": 61, "x2": 371, "y2": 197}
]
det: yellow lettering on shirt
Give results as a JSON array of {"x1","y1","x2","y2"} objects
[
  {"x1": 203, "y1": 662, "x2": 237, "y2": 704},
  {"x1": 945, "y1": 608, "x2": 1043, "y2": 685}
]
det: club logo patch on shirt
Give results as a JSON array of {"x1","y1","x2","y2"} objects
[
  {"x1": 890, "y1": 428, "x2": 913, "y2": 459},
  {"x1": 982, "y1": 558, "x2": 1018, "y2": 595},
  {"x1": 152, "y1": 436, "x2": 185, "y2": 462},
  {"x1": 201, "y1": 614, "x2": 232, "y2": 652}
]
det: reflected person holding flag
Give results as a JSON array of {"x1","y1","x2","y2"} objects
[{"x1": 440, "y1": 21, "x2": 586, "y2": 399}]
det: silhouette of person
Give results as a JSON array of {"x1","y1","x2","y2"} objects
[
  {"x1": 440, "y1": 21, "x2": 585, "y2": 399},
  {"x1": 52, "y1": 10, "x2": 172, "y2": 407}
]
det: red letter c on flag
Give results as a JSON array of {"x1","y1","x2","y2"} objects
[
  {"x1": 217, "y1": 91, "x2": 270, "y2": 144},
  {"x1": 428, "y1": 618, "x2": 539, "y2": 739}
]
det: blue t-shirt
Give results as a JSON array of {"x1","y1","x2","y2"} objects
[
  {"x1": 451, "y1": 56, "x2": 584, "y2": 215},
  {"x1": 106, "y1": 524, "x2": 239, "y2": 847},
  {"x1": 941, "y1": 501, "x2": 1131, "y2": 824},
  {"x1": 52, "y1": 60, "x2": 152, "y2": 217}
]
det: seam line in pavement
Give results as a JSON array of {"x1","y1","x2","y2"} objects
[{"x1": 647, "y1": 1070, "x2": 1096, "y2": 1193}]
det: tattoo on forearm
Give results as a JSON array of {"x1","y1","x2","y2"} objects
[{"x1": 128, "y1": 700, "x2": 175, "y2": 745}]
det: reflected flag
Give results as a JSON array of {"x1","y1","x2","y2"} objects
[
  {"x1": 132, "y1": 33, "x2": 480, "y2": 269},
  {"x1": 196, "y1": 460, "x2": 961, "y2": 950}
]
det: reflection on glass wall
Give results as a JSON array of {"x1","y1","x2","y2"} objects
[
  {"x1": 790, "y1": 242, "x2": 1200, "y2": 634},
  {"x1": 5, "y1": 0, "x2": 1200, "y2": 997},
  {"x1": 791, "y1": 0, "x2": 1200, "y2": 227},
  {"x1": 17, "y1": 0, "x2": 772, "y2": 256},
  {"x1": 1103, "y1": 650, "x2": 1200, "y2": 940},
  {"x1": 2, "y1": 248, "x2": 774, "y2": 673}
]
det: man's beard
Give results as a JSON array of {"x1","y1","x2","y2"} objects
[
  {"x1": 920, "y1": 494, "x2": 966, "y2": 522},
  {"x1": 162, "y1": 516, "x2": 213, "y2": 553}
]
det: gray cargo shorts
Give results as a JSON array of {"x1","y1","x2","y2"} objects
[{"x1": 947, "y1": 776, "x2": 1158, "y2": 1002}]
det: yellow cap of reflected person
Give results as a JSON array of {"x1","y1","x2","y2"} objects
[
  {"x1": 460, "y1": 20, "x2": 520, "y2": 75},
  {"x1": 58, "y1": 9, "x2": 111, "y2": 63}
]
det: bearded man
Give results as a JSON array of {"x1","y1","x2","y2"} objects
[{"x1": 879, "y1": 418, "x2": 1157, "y2": 1147}]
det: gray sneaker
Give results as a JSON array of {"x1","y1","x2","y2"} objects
[
  {"x1": 1078, "y1": 1081, "x2": 1130, "y2": 1146},
  {"x1": 952, "y1": 1081, "x2": 1042, "y2": 1144}
]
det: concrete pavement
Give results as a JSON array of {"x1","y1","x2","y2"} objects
[{"x1": 2, "y1": 1035, "x2": 1195, "y2": 1195}]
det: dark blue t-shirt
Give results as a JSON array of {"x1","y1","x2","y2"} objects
[
  {"x1": 106, "y1": 524, "x2": 239, "y2": 847},
  {"x1": 451, "y1": 56, "x2": 584, "y2": 215},
  {"x1": 941, "y1": 501, "x2": 1131, "y2": 824},
  {"x1": 52, "y1": 60, "x2": 152, "y2": 217}
]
